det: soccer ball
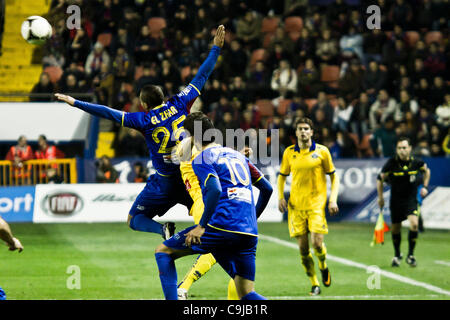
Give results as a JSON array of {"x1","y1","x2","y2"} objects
[{"x1": 21, "y1": 16, "x2": 52, "y2": 45}]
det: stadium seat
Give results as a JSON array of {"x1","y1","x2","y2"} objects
[
  {"x1": 320, "y1": 65, "x2": 340, "y2": 88},
  {"x1": 284, "y1": 16, "x2": 303, "y2": 33},
  {"x1": 147, "y1": 17, "x2": 167, "y2": 37},
  {"x1": 250, "y1": 48, "x2": 268, "y2": 67},
  {"x1": 43, "y1": 66, "x2": 63, "y2": 84},
  {"x1": 277, "y1": 99, "x2": 292, "y2": 116},
  {"x1": 261, "y1": 17, "x2": 280, "y2": 34},
  {"x1": 406, "y1": 31, "x2": 420, "y2": 47},
  {"x1": 255, "y1": 99, "x2": 274, "y2": 117},
  {"x1": 425, "y1": 31, "x2": 443, "y2": 45},
  {"x1": 97, "y1": 33, "x2": 112, "y2": 48}
]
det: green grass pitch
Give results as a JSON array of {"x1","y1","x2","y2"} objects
[{"x1": 1, "y1": 222, "x2": 449, "y2": 300}]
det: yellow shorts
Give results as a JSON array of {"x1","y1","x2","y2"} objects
[{"x1": 288, "y1": 206, "x2": 328, "y2": 237}]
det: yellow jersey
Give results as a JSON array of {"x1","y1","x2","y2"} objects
[{"x1": 279, "y1": 141, "x2": 335, "y2": 211}]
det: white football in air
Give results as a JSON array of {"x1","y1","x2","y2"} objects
[{"x1": 21, "y1": 16, "x2": 53, "y2": 45}]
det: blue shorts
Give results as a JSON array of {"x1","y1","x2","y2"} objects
[
  {"x1": 0, "y1": 286, "x2": 6, "y2": 300},
  {"x1": 164, "y1": 225, "x2": 258, "y2": 281},
  {"x1": 129, "y1": 172, "x2": 192, "y2": 218}
]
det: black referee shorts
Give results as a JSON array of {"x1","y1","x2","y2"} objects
[{"x1": 390, "y1": 203, "x2": 419, "y2": 224}]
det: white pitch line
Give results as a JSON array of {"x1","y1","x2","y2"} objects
[
  {"x1": 435, "y1": 261, "x2": 450, "y2": 267},
  {"x1": 259, "y1": 234, "x2": 450, "y2": 296},
  {"x1": 267, "y1": 294, "x2": 439, "y2": 300}
]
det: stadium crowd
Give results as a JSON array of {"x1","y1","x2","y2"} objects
[{"x1": 27, "y1": 0, "x2": 449, "y2": 160}]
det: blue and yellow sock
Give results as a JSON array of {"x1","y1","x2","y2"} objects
[{"x1": 155, "y1": 252, "x2": 178, "y2": 300}]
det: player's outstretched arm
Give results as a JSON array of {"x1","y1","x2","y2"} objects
[
  {"x1": 254, "y1": 177, "x2": 273, "y2": 218},
  {"x1": 55, "y1": 93, "x2": 123, "y2": 123},
  {"x1": 0, "y1": 217, "x2": 23, "y2": 252},
  {"x1": 189, "y1": 25, "x2": 225, "y2": 93}
]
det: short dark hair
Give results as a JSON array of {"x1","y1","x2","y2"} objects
[
  {"x1": 295, "y1": 117, "x2": 314, "y2": 131},
  {"x1": 183, "y1": 112, "x2": 215, "y2": 146},
  {"x1": 396, "y1": 136, "x2": 411, "y2": 146},
  {"x1": 140, "y1": 85, "x2": 164, "y2": 108}
]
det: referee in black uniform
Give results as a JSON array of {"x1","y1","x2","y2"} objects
[{"x1": 376, "y1": 137, "x2": 431, "y2": 267}]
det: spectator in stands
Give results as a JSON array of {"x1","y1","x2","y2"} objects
[
  {"x1": 236, "y1": 10, "x2": 262, "y2": 51},
  {"x1": 350, "y1": 92, "x2": 371, "y2": 139},
  {"x1": 85, "y1": 42, "x2": 110, "y2": 78},
  {"x1": 338, "y1": 58, "x2": 364, "y2": 101},
  {"x1": 112, "y1": 46, "x2": 133, "y2": 89},
  {"x1": 388, "y1": 0, "x2": 413, "y2": 30},
  {"x1": 362, "y1": 29, "x2": 385, "y2": 65},
  {"x1": 333, "y1": 97, "x2": 353, "y2": 132},
  {"x1": 30, "y1": 72, "x2": 54, "y2": 102},
  {"x1": 311, "y1": 91, "x2": 334, "y2": 126},
  {"x1": 435, "y1": 93, "x2": 450, "y2": 128},
  {"x1": 60, "y1": 74, "x2": 81, "y2": 94},
  {"x1": 66, "y1": 28, "x2": 91, "y2": 65},
  {"x1": 135, "y1": 64, "x2": 160, "y2": 96},
  {"x1": 229, "y1": 76, "x2": 248, "y2": 104},
  {"x1": 363, "y1": 60, "x2": 387, "y2": 100},
  {"x1": 394, "y1": 90, "x2": 419, "y2": 122},
  {"x1": 423, "y1": 42, "x2": 446, "y2": 77},
  {"x1": 115, "y1": 128, "x2": 148, "y2": 158},
  {"x1": 415, "y1": 78, "x2": 431, "y2": 108},
  {"x1": 191, "y1": 7, "x2": 212, "y2": 54},
  {"x1": 369, "y1": 89, "x2": 397, "y2": 129},
  {"x1": 268, "y1": 27, "x2": 295, "y2": 58},
  {"x1": 315, "y1": 29, "x2": 339, "y2": 66},
  {"x1": 339, "y1": 26, "x2": 363, "y2": 62},
  {"x1": 134, "y1": 25, "x2": 153, "y2": 66},
  {"x1": 216, "y1": 111, "x2": 239, "y2": 138},
  {"x1": 266, "y1": 43, "x2": 291, "y2": 71},
  {"x1": 297, "y1": 58, "x2": 321, "y2": 98},
  {"x1": 96, "y1": 155, "x2": 119, "y2": 183},
  {"x1": 293, "y1": 28, "x2": 316, "y2": 68},
  {"x1": 159, "y1": 59, "x2": 181, "y2": 92},
  {"x1": 133, "y1": 162, "x2": 148, "y2": 183},
  {"x1": 271, "y1": 59, "x2": 298, "y2": 99},
  {"x1": 429, "y1": 76, "x2": 447, "y2": 108},
  {"x1": 5, "y1": 135, "x2": 34, "y2": 169},
  {"x1": 413, "y1": 139, "x2": 431, "y2": 157},
  {"x1": 34, "y1": 135, "x2": 65, "y2": 160},
  {"x1": 247, "y1": 61, "x2": 271, "y2": 100},
  {"x1": 371, "y1": 117, "x2": 398, "y2": 157},
  {"x1": 111, "y1": 23, "x2": 135, "y2": 57},
  {"x1": 224, "y1": 40, "x2": 248, "y2": 79}
]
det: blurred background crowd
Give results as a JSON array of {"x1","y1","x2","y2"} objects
[{"x1": 18, "y1": 0, "x2": 450, "y2": 160}]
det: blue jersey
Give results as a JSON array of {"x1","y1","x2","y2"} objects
[
  {"x1": 122, "y1": 85, "x2": 199, "y2": 176},
  {"x1": 192, "y1": 145, "x2": 258, "y2": 236}
]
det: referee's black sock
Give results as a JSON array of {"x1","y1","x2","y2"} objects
[
  {"x1": 408, "y1": 230, "x2": 418, "y2": 256},
  {"x1": 392, "y1": 233, "x2": 401, "y2": 257}
]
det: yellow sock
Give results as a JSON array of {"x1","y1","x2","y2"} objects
[
  {"x1": 314, "y1": 243, "x2": 328, "y2": 270},
  {"x1": 301, "y1": 252, "x2": 320, "y2": 287},
  {"x1": 178, "y1": 253, "x2": 216, "y2": 291},
  {"x1": 227, "y1": 278, "x2": 239, "y2": 300}
]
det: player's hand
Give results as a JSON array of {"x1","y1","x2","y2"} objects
[
  {"x1": 185, "y1": 225, "x2": 205, "y2": 247},
  {"x1": 54, "y1": 93, "x2": 75, "y2": 106},
  {"x1": 240, "y1": 147, "x2": 253, "y2": 158},
  {"x1": 378, "y1": 197, "x2": 384, "y2": 209},
  {"x1": 213, "y1": 25, "x2": 225, "y2": 48},
  {"x1": 278, "y1": 199, "x2": 288, "y2": 213},
  {"x1": 420, "y1": 187, "x2": 428, "y2": 198},
  {"x1": 328, "y1": 202, "x2": 339, "y2": 216},
  {"x1": 8, "y1": 237, "x2": 23, "y2": 252}
]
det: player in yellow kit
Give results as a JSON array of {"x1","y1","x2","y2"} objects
[
  {"x1": 175, "y1": 137, "x2": 266, "y2": 300},
  {"x1": 277, "y1": 117, "x2": 340, "y2": 296}
]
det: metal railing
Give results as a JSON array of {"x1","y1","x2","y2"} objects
[{"x1": 0, "y1": 158, "x2": 77, "y2": 186}]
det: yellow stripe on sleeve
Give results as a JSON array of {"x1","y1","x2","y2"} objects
[
  {"x1": 204, "y1": 173, "x2": 218, "y2": 187},
  {"x1": 121, "y1": 112, "x2": 125, "y2": 127},
  {"x1": 189, "y1": 83, "x2": 201, "y2": 95}
]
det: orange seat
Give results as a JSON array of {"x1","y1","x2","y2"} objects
[
  {"x1": 425, "y1": 31, "x2": 443, "y2": 45},
  {"x1": 406, "y1": 31, "x2": 420, "y2": 47},
  {"x1": 250, "y1": 48, "x2": 268, "y2": 67},
  {"x1": 147, "y1": 17, "x2": 167, "y2": 37},
  {"x1": 277, "y1": 99, "x2": 292, "y2": 116},
  {"x1": 261, "y1": 17, "x2": 280, "y2": 34},
  {"x1": 97, "y1": 33, "x2": 112, "y2": 47},
  {"x1": 44, "y1": 66, "x2": 63, "y2": 84},
  {"x1": 284, "y1": 16, "x2": 303, "y2": 33},
  {"x1": 255, "y1": 99, "x2": 274, "y2": 117},
  {"x1": 321, "y1": 65, "x2": 340, "y2": 88}
]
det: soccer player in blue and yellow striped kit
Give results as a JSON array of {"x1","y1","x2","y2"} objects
[
  {"x1": 55, "y1": 25, "x2": 225, "y2": 240},
  {"x1": 277, "y1": 117, "x2": 340, "y2": 296}
]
